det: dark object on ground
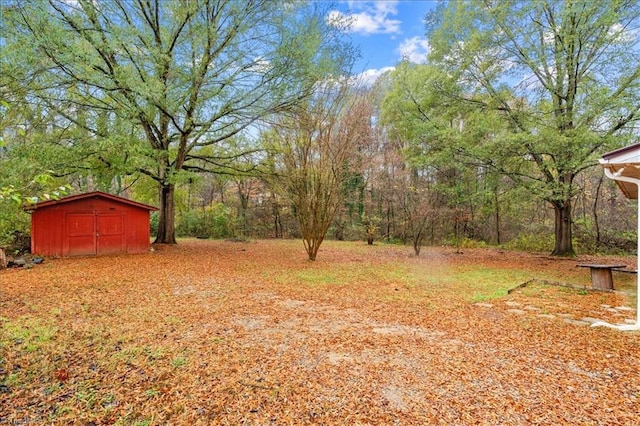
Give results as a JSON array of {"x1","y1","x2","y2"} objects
[
  {"x1": 11, "y1": 258, "x2": 27, "y2": 267},
  {"x1": 6, "y1": 255, "x2": 44, "y2": 268}
]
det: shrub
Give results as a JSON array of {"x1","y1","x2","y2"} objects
[
  {"x1": 149, "y1": 211, "x2": 159, "y2": 237},
  {"x1": 502, "y1": 233, "x2": 554, "y2": 253},
  {"x1": 454, "y1": 237, "x2": 488, "y2": 249},
  {"x1": 176, "y1": 203, "x2": 236, "y2": 239},
  {"x1": 0, "y1": 203, "x2": 30, "y2": 249}
]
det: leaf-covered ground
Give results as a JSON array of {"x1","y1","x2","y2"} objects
[{"x1": 1, "y1": 239, "x2": 639, "y2": 425}]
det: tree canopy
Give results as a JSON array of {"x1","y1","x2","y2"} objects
[
  {"x1": 2, "y1": 0, "x2": 639, "y2": 257},
  {"x1": 422, "y1": 0, "x2": 640, "y2": 255},
  {"x1": 2, "y1": 0, "x2": 357, "y2": 243}
]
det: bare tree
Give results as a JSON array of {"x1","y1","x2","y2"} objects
[
  {"x1": 395, "y1": 169, "x2": 434, "y2": 256},
  {"x1": 270, "y1": 83, "x2": 370, "y2": 260}
]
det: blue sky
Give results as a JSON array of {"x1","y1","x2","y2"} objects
[{"x1": 328, "y1": 1, "x2": 439, "y2": 85}]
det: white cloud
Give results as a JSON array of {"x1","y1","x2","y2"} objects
[
  {"x1": 608, "y1": 22, "x2": 637, "y2": 43},
  {"x1": 249, "y1": 57, "x2": 271, "y2": 73},
  {"x1": 328, "y1": 1, "x2": 402, "y2": 35},
  {"x1": 397, "y1": 37, "x2": 430, "y2": 63},
  {"x1": 354, "y1": 66, "x2": 395, "y2": 87}
]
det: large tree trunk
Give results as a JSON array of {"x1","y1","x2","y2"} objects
[
  {"x1": 304, "y1": 236, "x2": 322, "y2": 261},
  {"x1": 494, "y1": 189, "x2": 502, "y2": 245},
  {"x1": 551, "y1": 199, "x2": 575, "y2": 256},
  {"x1": 155, "y1": 183, "x2": 177, "y2": 244}
]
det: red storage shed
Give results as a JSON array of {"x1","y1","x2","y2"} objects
[{"x1": 25, "y1": 191, "x2": 158, "y2": 257}]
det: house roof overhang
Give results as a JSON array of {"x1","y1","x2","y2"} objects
[{"x1": 600, "y1": 142, "x2": 640, "y2": 200}]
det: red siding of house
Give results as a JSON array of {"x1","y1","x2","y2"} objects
[{"x1": 27, "y1": 192, "x2": 157, "y2": 257}]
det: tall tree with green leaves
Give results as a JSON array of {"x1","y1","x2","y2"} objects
[
  {"x1": 381, "y1": 61, "x2": 491, "y2": 251},
  {"x1": 426, "y1": 0, "x2": 640, "y2": 256},
  {"x1": 2, "y1": 0, "x2": 356, "y2": 243}
]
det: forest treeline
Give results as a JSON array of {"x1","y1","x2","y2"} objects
[{"x1": 1, "y1": 1, "x2": 639, "y2": 259}]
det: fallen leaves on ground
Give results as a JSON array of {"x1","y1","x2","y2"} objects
[{"x1": 1, "y1": 239, "x2": 639, "y2": 425}]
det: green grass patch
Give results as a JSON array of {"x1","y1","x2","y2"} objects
[
  {"x1": 171, "y1": 356, "x2": 187, "y2": 368},
  {"x1": 295, "y1": 270, "x2": 339, "y2": 286},
  {"x1": 406, "y1": 265, "x2": 533, "y2": 302},
  {"x1": 453, "y1": 267, "x2": 532, "y2": 302},
  {"x1": 1, "y1": 316, "x2": 57, "y2": 353},
  {"x1": 262, "y1": 246, "x2": 535, "y2": 303}
]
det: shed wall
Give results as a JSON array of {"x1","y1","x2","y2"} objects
[{"x1": 31, "y1": 196, "x2": 152, "y2": 257}]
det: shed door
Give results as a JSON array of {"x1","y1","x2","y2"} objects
[
  {"x1": 66, "y1": 213, "x2": 97, "y2": 256},
  {"x1": 97, "y1": 214, "x2": 124, "y2": 255}
]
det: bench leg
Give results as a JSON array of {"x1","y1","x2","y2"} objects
[{"x1": 590, "y1": 269, "x2": 614, "y2": 290}]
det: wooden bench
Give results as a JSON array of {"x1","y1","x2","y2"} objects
[
  {"x1": 612, "y1": 267, "x2": 637, "y2": 274},
  {"x1": 577, "y1": 264, "x2": 626, "y2": 290}
]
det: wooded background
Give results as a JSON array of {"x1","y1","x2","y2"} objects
[{"x1": 1, "y1": 0, "x2": 639, "y2": 257}]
